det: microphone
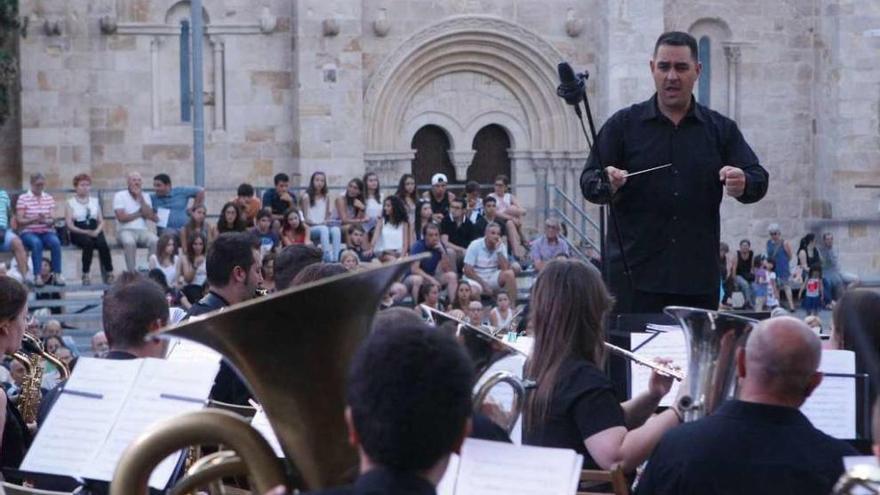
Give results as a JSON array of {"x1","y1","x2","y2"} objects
[{"x1": 556, "y1": 62, "x2": 588, "y2": 112}]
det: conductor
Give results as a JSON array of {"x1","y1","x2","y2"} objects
[{"x1": 581, "y1": 31, "x2": 769, "y2": 313}]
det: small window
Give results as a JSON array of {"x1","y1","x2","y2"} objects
[{"x1": 698, "y1": 36, "x2": 711, "y2": 107}]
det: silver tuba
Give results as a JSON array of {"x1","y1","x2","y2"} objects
[
  {"x1": 420, "y1": 305, "x2": 532, "y2": 434},
  {"x1": 833, "y1": 464, "x2": 880, "y2": 494},
  {"x1": 664, "y1": 306, "x2": 758, "y2": 422}
]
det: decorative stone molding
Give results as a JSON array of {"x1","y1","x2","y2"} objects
[
  {"x1": 99, "y1": 15, "x2": 118, "y2": 35},
  {"x1": 103, "y1": 20, "x2": 278, "y2": 36},
  {"x1": 365, "y1": 15, "x2": 580, "y2": 152},
  {"x1": 373, "y1": 9, "x2": 390, "y2": 37},
  {"x1": 259, "y1": 7, "x2": 277, "y2": 34},
  {"x1": 565, "y1": 9, "x2": 583, "y2": 38},
  {"x1": 322, "y1": 18, "x2": 340, "y2": 37},
  {"x1": 447, "y1": 150, "x2": 476, "y2": 181},
  {"x1": 365, "y1": 151, "x2": 416, "y2": 185},
  {"x1": 43, "y1": 18, "x2": 63, "y2": 36}
]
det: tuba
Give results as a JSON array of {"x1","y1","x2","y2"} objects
[
  {"x1": 110, "y1": 258, "x2": 417, "y2": 495},
  {"x1": 664, "y1": 306, "x2": 758, "y2": 421},
  {"x1": 420, "y1": 305, "x2": 532, "y2": 434},
  {"x1": 833, "y1": 464, "x2": 880, "y2": 494}
]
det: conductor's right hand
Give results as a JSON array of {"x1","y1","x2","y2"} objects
[{"x1": 604, "y1": 166, "x2": 628, "y2": 194}]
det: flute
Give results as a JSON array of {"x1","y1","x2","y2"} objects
[{"x1": 605, "y1": 342, "x2": 684, "y2": 381}]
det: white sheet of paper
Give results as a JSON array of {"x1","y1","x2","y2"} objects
[
  {"x1": 437, "y1": 454, "x2": 460, "y2": 495},
  {"x1": 630, "y1": 330, "x2": 688, "y2": 406},
  {"x1": 844, "y1": 456, "x2": 879, "y2": 469},
  {"x1": 801, "y1": 349, "x2": 857, "y2": 439},
  {"x1": 446, "y1": 438, "x2": 582, "y2": 495},
  {"x1": 156, "y1": 207, "x2": 171, "y2": 228},
  {"x1": 22, "y1": 357, "x2": 218, "y2": 490},
  {"x1": 83, "y1": 359, "x2": 219, "y2": 489},
  {"x1": 21, "y1": 358, "x2": 142, "y2": 478},
  {"x1": 165, "y1": 338, "x2": 223, "y2": 365},
  {"x1": 251, "y1": 409, "x2": 285, "y2": 458}
]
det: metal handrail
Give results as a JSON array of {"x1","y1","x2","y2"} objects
[
  {"x1": 548, "y1": 184, "x2": 600, "y2": 233},
  {"x1": 548, "y1": 207, "x2": 599, "y2": 253}
]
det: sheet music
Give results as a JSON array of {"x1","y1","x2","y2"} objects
[
  {"x1": 83, "y1": 359, "x2": 219, "y2": 488},
  {"x1": 629, "y1": 330, "x2": 688, "y2": 406},
  {"x1": 437, "y1": 454, "x2": 460, "y2": 495},
  {"x1": 251, "y1": 409, "x2": 285, "y2": 458},
  {"x1": 165, "y1": 338, "x2": 223, "y2": 364},
  {"x1": 844, "y1": 456, "x2": 879, "y2": 469},
  {"x1": 156, "y1": 207, "x2": 171, "y2": 228},
  {"x1": 508, "y1": 336, "x2": 533, "y2": 357},
  {"x1": 21, "y1": 358, "x2": 141, "y2": 477},
  {"x1": 445, "y1": 439, "x2": 582, "y2": 495},
  {"x1": 801, "y1": 350, "x2": 857, "y2": 439},
  {"x1": 22, "y1": 358, "x2": 218, "y2": 490}
]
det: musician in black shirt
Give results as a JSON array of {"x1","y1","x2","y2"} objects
[
  {"x1": 0, "y1": 277, "x2": 32, "y2": 470},
  {"x1": 580, "y1": 31, "x2": 768, "y2": 313},
  {"x1": 522, "y1": 260, "x2": 682, "y2": 472},
  {"x1": 187, "y1": 232, "x2": 263, "y2": 406},
  {"x1": 637, "y1": 316, "x2": 857, "y2": 495},
  {"x1": 297, "y1": 321, "x2": 473, "y2": 495}
]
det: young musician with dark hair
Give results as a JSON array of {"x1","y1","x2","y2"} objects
[
  {"x1": 522, "y1": 259, "x2": 681, "y2": 472},
  {"x1": 580, "y1": 31, "x2": 768, "y2": 313},
  {"x1": 302, "y1": 322, "x2": 473, "y2": 495},
  {"x1": 186, "y1": 232, "x2": 263, "y2": 406},
  {"x1": 637, "y1": 317, "x2": 857, "y2": 494},
  {"x1": 0, "y1": 276, "x2": 31, "y2": 470}
]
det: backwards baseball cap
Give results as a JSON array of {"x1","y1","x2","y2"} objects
[{"x1": 431, "y1": 173, "x2": 448, "y2": 185}]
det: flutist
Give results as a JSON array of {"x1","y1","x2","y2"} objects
[
  {"x1": 580, "y1": 31, "x2": 768, "y2": 313},
  {"x1": 522, "y1": 260, "x2": 683, "y2": 472}
]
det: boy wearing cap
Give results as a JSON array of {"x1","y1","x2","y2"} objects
[{"x1": 422, "y1": 173, "x2": 457, "y2": 220}]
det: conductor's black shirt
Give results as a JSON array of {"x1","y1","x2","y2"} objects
[
  {"x1": 522, "y1": 358, "x2": 625, "y2": 469},
  {"x1": 636, "y1": 399, "x2": 857, "y2": 495},
  {"x1": 580, "y1": 95, "x2": 768, "y2": 295}
]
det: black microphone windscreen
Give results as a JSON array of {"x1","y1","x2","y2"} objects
[{"x1": 558, "y1": 62, "x2": 576, "y2": 84}]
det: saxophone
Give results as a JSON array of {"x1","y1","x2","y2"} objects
[
  {"x1": 11, "y1": 351, "x2": 41, "y2": 424},
  {"x1": 10, "y1": 334, "x2": 70, "y2": 425}
]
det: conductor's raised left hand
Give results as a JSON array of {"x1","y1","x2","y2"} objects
[{"x1": 719, "y1": 166, "x2": 746, "y2": 198}]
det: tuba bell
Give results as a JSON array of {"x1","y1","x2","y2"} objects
[
  {"x1": 833, "y1": 464, "x2": 880, "y2": 494},
  {"x1": 664, "y1": 306, "x2": 758, "y2": 421},
  {"x1": 110, "y1": 258, "x2": 417, "y2": 494}
]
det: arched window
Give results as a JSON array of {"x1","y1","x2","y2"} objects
[
  {"x1": 469, "y1": 124, "x2": 512, "y2": 191},
  {"x1": 698, "y1": 36, "x2": 711, "y2": 107},
  {"x1": 411, "y1": 125, "x2": 456, "y2": 187}
]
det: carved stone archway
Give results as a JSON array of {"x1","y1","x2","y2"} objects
[{"x1": 364, "y1": 15, "x2": 586, "y2": 219}]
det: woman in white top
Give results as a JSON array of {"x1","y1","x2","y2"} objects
[
  {"x1": 371, "y1": 195, "x2": 411, "y2": 262},
  {"x1": 65, "y1": 173, "x2": 114, "y2": 285},
  {"x1": 148, "y1": 233, "x2": 181, "y2": 289},
  {"x1": 362, "y1": 172, "x2": 384, "y2": 235},
  {"x1": 299, "y1": 171, "x2": 342, "y2": 262},
  {"x1": 180, "y1": 231, "x2": 208, "y2": 304}
]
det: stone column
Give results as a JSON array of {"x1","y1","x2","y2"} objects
[
  {"x1": 151, "y1": 37, "x2": 162, "y2": 129},
  {"x1": 724, "y1": 45, "x2": 741, "y2": 121},
  {"x1": 447, "y1": 150, "x2": 476, "y2": 182},
  {"x1": 211, "y1": 37, "x2": 226, "y2": 131}
]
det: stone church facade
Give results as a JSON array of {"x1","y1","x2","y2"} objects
[{"x1": 4, "y1": 0, "x2": 880, "y2": 274}]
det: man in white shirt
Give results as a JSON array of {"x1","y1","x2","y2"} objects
[
  {"x1": 462, "y1": 222, "x2": 517, "y2": 303},
  {"x1": 113, "y1": 172, "x2": 159, "y2": 271}
]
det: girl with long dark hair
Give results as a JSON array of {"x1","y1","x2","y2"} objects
[
  {"x1": 396, "y1": 173, "x2": 418, "y2": 225},
  {"x1": 217, "y1": 202, "x2": 247, "y2": 234},
  {"x1": 522, "y1": 259, "x2": 681, "y2": 472},
  {"x1": 300, "y1": 171, "x2": 342, "y2": 262},
  {"x1": 371, "y1": 195, "x2": 411, "y2": 262}
]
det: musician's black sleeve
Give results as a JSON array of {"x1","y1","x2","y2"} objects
[
  {"x1": 722, "y1": 120, "x2": 769, "y2": 205},
  {"x1": 580, "y1": 112, "x2": 625, "y2": 205}
]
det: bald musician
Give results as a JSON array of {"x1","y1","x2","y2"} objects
[{"x1": 636, "y1": 316, "x2": 857, "y2": 495}]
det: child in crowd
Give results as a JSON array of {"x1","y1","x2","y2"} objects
[
  {"x1": 372, "y1": 195, "x2": 411, "y2": 262},
  {"x1": 280, "y1": 207, "x2": 312, "y2": 247},
  {"x1": 342, "y1": 225, "x2": 376, "y2": 264},
  {"x1": 451, "y1": 282, "x2": 473, "y2": 311},
  {"x1": 799, "y1": 266, "x2": 823, "y2": 316},
  {"x1": 752, "y1": 255, "x2": 768, "y2": 311},
  {"x1": 764, "y1": 257, "x2": 780, "y2": 310},
  {"x1": 489, "y1": 292, "x2": 515, "y2": 330},
  {"x1": 300, "y1": 171, "x2": 343, "y2": 262},
  {"x1": 339, "y1": 249, "x2": 361, "y2": 271},
  {"x1": 251, "y1": 210, "x2": 280, "y2": 255}
]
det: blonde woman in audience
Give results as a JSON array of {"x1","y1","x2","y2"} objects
[
  {"x1": 148, "y1": 233, "x2": 181, "y2": 289},
  {"x1": 180, "y1": 204, "x2": 217, "y2": 250}
]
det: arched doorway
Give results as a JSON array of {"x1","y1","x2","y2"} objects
[
  {"x1": 411, "y1": 125, "x2": 457, "y2": 187},
  {"x1": 469, "y1": 124, "x2": 511, "y2": 191}
]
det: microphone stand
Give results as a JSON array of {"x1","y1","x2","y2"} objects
[{"x1": 572, "y1": 73, "x2": 633, "y2": 292}]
